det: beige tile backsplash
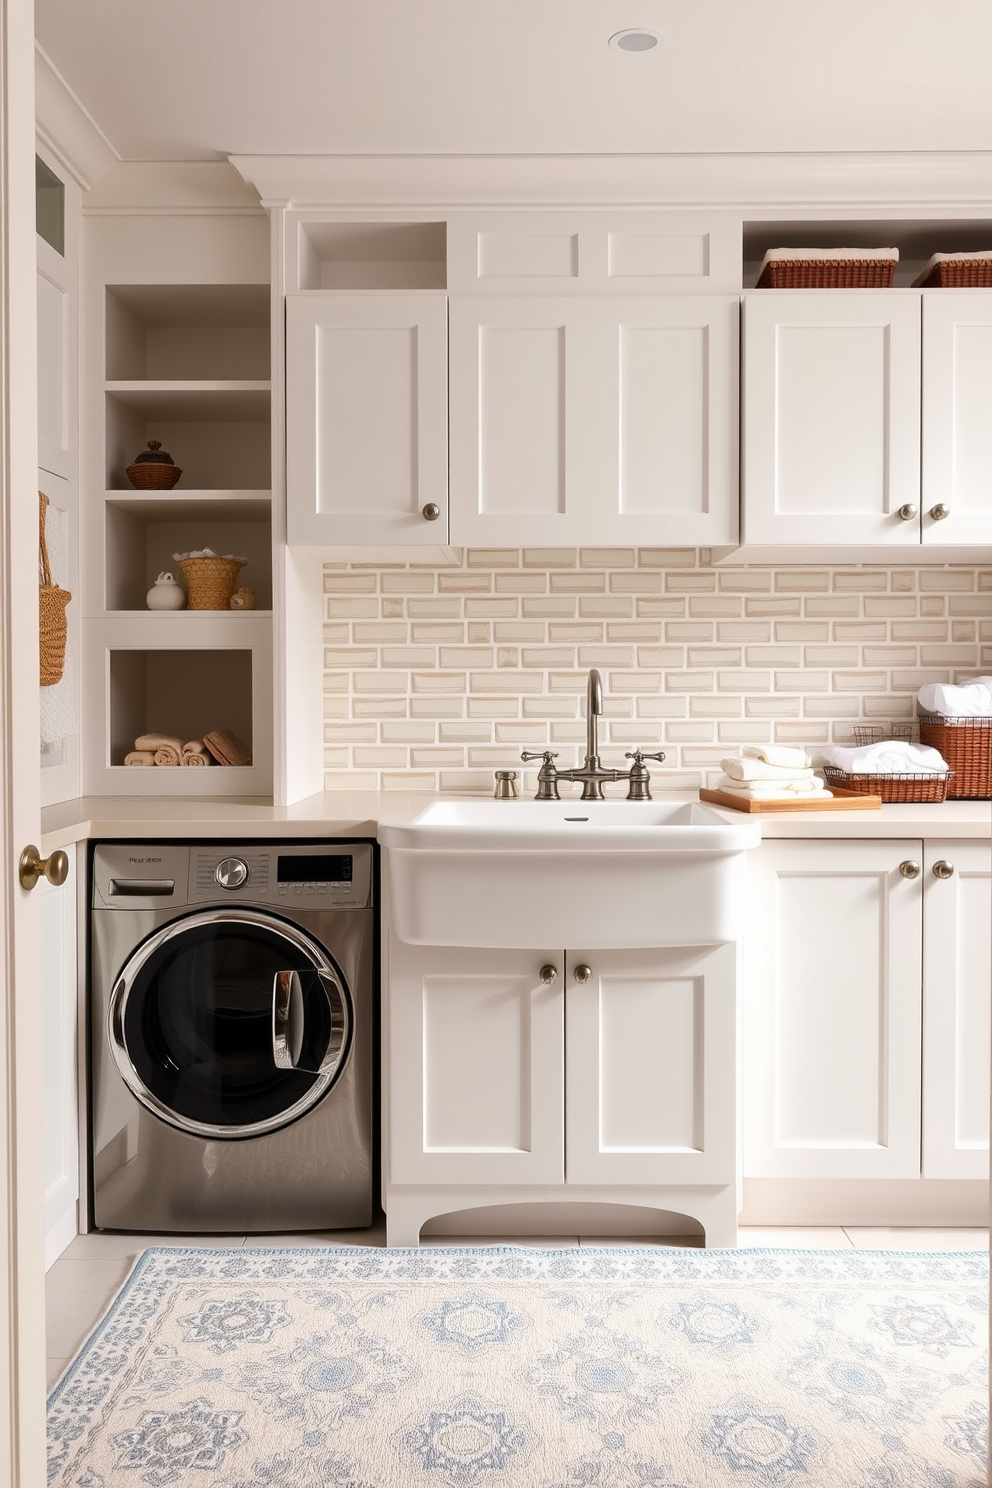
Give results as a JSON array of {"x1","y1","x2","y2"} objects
[{"x1": 323, "y1": 550, "x2": 992, "y2": 793}]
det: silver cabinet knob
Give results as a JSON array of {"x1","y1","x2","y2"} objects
[
  {"x1": 899, "y1": 860, "x2": 921, "y2": 879},
  {"x1": 929, "y1": 503, "x2": 950, "y2": 521},
  {"x1": 573, "y1": 964, "x2": 592, "y2": 984},
  {"x1": 932, "y1": 859, "x2": 955, "y2": 879},
  {"x1": 422, "y1": 503, "x2": 441, "y2": 522},
  {"x1": 18, "y1": 844, "x2": 69, "y2": 890},
  {"x1": 539, "y1": 964, "x2": 558, "y2": 985},
  {"x1": 897, "y1": 504, "x2": 919, "y2": 521}
]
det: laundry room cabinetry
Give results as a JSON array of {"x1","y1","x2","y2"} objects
[
  {"x1": 384, "y1": 937, "x2": 737, "y2": 1247},
  {"x1": 80, "y1": 214, "x2": 274, "y2": 795},
  {"x1": 742, "y1": 837, "x2": 991, "y2": 1184},
  {"x1": 742, "y1": 289, "x2": 992, "y2": 548}
]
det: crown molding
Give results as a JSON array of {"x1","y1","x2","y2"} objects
[
  {"x1": 230, "y1": 152, "x2": 992, "y2": 214},
  {"x1": 82, "y1": 161, "x2": 265, "y2": 215},
  {"x1": 35, "y1": 45, "x2": 118, "y2": 189}
]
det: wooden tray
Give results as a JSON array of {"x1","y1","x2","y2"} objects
[{"x1": 700, "y1": 786, "x2": 882, "y2": 814}]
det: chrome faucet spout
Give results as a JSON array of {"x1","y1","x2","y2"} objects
[{"x1": 586, "y1": 668, "x2": 603, "y2": 762}]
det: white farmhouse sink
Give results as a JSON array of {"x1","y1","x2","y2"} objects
[{"x1": 378, "y1": 799, "x2": 759, "y2": 949}]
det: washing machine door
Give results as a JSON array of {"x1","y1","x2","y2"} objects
[{"x1": 108, "y1": 908, "x2": 351, "y2": 1139}]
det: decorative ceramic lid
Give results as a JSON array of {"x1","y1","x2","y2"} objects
[{"x1": 132, "y1": 440, "x2": 176, "y2": 465}]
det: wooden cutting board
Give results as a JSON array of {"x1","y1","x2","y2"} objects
[{"x1": 699, "y1": 785, "x2": 882, "y2": 813}]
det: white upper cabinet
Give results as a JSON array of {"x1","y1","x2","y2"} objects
[
  {"x1": 742, "y1": 291, "x2": 922, "y2": 546},
  {"x1": 743, "y1": 288, "x2": 992, "y2": 549},
  {"x1": 921, "y1": 293, "x2": 992, "y2": 546},
  {"x1": 449, "y1": 294, "x2": 739, "y2": 547},
  {"x1": 285, "y1": 292, "x2": 448, "y2": 546}
]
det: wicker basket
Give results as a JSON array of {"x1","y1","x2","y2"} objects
[
  {"x1": 917, "y1": 712, "x2": 992, "y2": 798},
  {"x1": 756, "y1": 252, "x2": 898, "y2": 289},
  {"x1": 126, "y1": 461, "x2": 182, "y2": 490},
  {"x1": 175, "y1": 556, "x2": 246, "y2": 610},
  {"x1": 39, "y1": 492, "x2": 71, "y2": 686},
  {"x1": 822, "y1": 765, "x2": 951, "y2": 803},
  {"x1": 913, "y1": 254, "x2": 992, "y2": 289}
]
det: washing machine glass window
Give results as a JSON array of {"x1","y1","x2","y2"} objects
[{"x1": 109, "y1": 908, "x2": 352, "y2": 1139}]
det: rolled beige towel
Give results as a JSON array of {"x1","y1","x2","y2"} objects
[
  {"x1": 184, "y1": 749, "x2": 212, "y2": 767},
  {"x1": 124, "y1": 750, "x2": 156, "y2": 767},
  {"x1": 134, "y1": 733, "x2": 183, "y2": 767},
  {"x1": 182, "y1": 739, "x2": 211, "y2": 762}
]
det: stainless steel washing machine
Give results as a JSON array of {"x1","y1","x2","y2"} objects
[{"x1": 89, "y1": 841, "x2": 375, "y2": 1233}]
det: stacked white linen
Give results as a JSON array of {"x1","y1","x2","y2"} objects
[
  {"x1": 820, "y1": 740, "x2": 949, "y2": 775},
  {"x1": 715, "y1": 744, "x2": 828, "y2": 801},
  {"x1": 917, "y1": 677, "x2": 992, "y2": 718}
]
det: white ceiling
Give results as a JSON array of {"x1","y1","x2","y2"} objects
[{"x1": 35, "y1": 0, "x2": 992, "y2": 164}]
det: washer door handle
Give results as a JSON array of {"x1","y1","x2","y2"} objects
[{"x1": 272, "y1": 969, "x2": 348, "y2": 1074}]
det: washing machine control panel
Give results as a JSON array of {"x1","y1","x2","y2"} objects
[{"x1": 190, "y1": 844, "x2": 373, "y2": 910}]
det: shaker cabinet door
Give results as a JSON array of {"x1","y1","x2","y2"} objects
[
  {"x1": 286, "y1": 293, "x2": 448, "y2": 546},
  {"x1": 742, "y1": 839, "x2": 923, "y2": 1179},
  {"x1": 565, "y1": 943, "x2": 737, "y2": 1186},
  {"x1": 922, "y1": 292, "x2": 992, "y2": 546},
  {"x1": 743, "y1": 292, "x2": 922, "y2": 546}
]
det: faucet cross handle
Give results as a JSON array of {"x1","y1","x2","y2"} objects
[
  {"x1": 624, "y1": 748, "x2": 666, "y2": 802},
  {"x1": 520, "y1": 750, "x2": 560, "y2": 801}
]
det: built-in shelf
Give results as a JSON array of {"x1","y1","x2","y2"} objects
[
  {"x1": 103, "y1": 491, "x2": 272, "y2": 611},
  {"x1": 295, "y1": 219, "x2": 447, "y2": 291},
  {"x1": 106, "y1": 284, "x2": 271, "y2": 380},
  {"x1": 742, "y1": 217, "x2": 992, "y2": 290}
]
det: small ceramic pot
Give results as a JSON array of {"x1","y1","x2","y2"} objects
[{"x1": 146, "y1": 571, "x2": 185, "y2": 610}]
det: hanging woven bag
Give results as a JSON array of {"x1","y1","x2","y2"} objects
[{"x1": 39, "y1": 491, "x2": 71, "y2": 686}]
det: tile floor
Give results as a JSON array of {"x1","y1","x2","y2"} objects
[{"x1": 45, "y1": 1221, "x2": 990, "y2": 1393}]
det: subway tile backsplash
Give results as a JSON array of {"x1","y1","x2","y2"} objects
[{"x1": 323, "y1": 549, "x2": 992, "y2": 793}]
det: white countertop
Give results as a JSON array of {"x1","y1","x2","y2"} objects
[{"x1": 40, "y1": 789, "x2": 991, "y2": 851}]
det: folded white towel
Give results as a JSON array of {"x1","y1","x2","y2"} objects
[
  {"x1": 722, "y1": 756, "x2": 816, "y2": 784},
  {"x1": 716, "y1": 774, "x2": 828, "y2": 800},
  {"x1": 917, "y1": 677, "x2": 992, "y2": 718},
  {"x1": 743, "y1": 744, "x2": 811, "y2": 769},
  {"x1": 821, "y1": 741, "x2": 949, "y2": 775}
]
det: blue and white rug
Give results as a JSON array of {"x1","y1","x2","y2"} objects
[{"x1": 48, "y1": 1246, "x2": 988, "y2": 1487}]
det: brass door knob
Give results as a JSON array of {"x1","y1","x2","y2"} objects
[
  {"x1": 539, "y1": 964, "x2": 558, "y2": 985},
  {"x1": 899, "y1": 860, "x2": 921, "y2": 879},
  {"x1": 19, "y1": 844, "x2": 69, "y2": 890},
  {"x1": 573, "y1": 964, "x2": 592, "y2": 984},
  {"x1": 932, "y1": 859, "x2": 955, "y2": 879},
  {"x1": 422, "y1": 503, "x2": 441, "y2": 522},
  {"x1": 929, "y1": 503, "x2": 950, "y2": 521},
  {"x1": 897, "y1": 504, "x2": 918, "y2": 522}
]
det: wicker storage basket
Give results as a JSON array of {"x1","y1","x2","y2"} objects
[
  {"x1": 821, "y1": 765, "x2": 951, "y2": 804},
  {"x1": 917, "y1": 712, "x2": 992, "y2": 798},
  {"x1": 756, "y1": 249, "x2": 898, "y2": 289},
  {"x1": 126, "y1": 440, "x2": 182, "y2": 490},
  {"x1": 39, "y1": 492, "x2": 71, "y2": 686},
  {"x1": 175, "y1": 556, "x2": 246, "y2": 610},
  {"x1": 913, "y1": 253, "x2": 992, "y2": 289}
]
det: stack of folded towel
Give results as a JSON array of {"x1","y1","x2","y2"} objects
[
  {"x1": 917, "y1": 677, "x2": 992, "y2": 717},
  {"x1": 715, "y1": 745, "x2": 827, "y2": 801},
  {"x1": 124, "y1": 734, "x2": 213, "y2": 767},
  {"x1": 820, "y1": 740, "x2": 949, "y2": 776}
]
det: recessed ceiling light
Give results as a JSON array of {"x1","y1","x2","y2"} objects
[{"x1": 609, "y1": 28, "x2": 664, "y2": 52}]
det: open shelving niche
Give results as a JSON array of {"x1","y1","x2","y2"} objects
[
  {"x1": 742, "y1": 217, "x2": 992, "y2": 289},
  {"x1": 91, "y1": 281, "x2": 273, "y2": 796}
]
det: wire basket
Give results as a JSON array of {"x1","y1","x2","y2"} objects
[
  {"x1": 175, "y1": 556, "x2": 246, "y2": 610},
  {"x1": 822, "y1": 766, "x2": 952, "y2": 803},
  {"x1": 917, "y1": 713, "x2": 992, "y2": 799},
  {"x1": 851, "y1": 724, "x2": 914, "y2": 746}
]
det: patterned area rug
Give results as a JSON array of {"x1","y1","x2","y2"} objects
[{"x1": 48, "y1": 1246, "x2": 988, "y2": 1487}]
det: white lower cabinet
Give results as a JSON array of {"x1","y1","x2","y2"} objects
[
  {"x1": 41, "y1": 844, "x2": 78, "y2": 1267},
  {"x1": 743, "y1": 838, "x2": 991, "y2": 1185},
  {"x1": 385, "y1": 938, "x2": 738, "y2": 1246}
]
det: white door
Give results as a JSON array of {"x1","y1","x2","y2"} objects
[
  {"x1": 743, "y1": 840, "x2": 923, "y2": 1179},
  {"x1": 742, "y1": 291, "x2": 922, "y2": 546},
  {"x1": 449, "y1": 296, "x2": 738, "y2": 546},
  {"x1": 922, "y1": 292, "x2": 992, "y2": 546},
  {"x1": 922, "y1": 839, "x2": 992, "y2": 1180},
  {"x1": 565, "y1": 944, "x2": 736, "y2": 1186},
  {"x1": 41, "y1": 846, "x2": 78, "y2": 1266},
  {"x1": 386, "y1": 940, "x2": 565, "y2": 1186},
  {"x1": 285, "y1": 292, "x2": 448, "y2": 545},
  {"x1": 1, "y1": 3, "x2": 49, "y2": 1474}
]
